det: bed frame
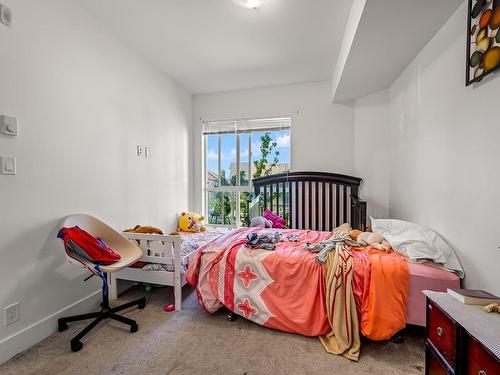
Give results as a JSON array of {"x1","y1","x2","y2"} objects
[
  {"x1": 109, "y1": 232, "x2": 190, "y2": 311},
  {"x1": 253, "y1": 171, "x2": 367, "y2": 231}
]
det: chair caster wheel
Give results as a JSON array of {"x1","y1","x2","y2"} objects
[
  {"x1": 58, "y1": 320, "x2": 68, "y2": 332},
  {"x1": 391, "y1": 335, "x2": 404, "y2": 344},
  {"x1": 130, "y1": 323, "x2": 139, "y2": 333},
  {"x1": 71, "y1": 340, "x2": 83, "y2": 352},
  {"x1": 227, "y1": 312, "x2": 237, "y2": 322},
  {"x1": 138, "y1": 299, "x2": 146, "y2": 309}
]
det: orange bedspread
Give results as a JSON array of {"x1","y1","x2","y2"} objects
[
  {"x1": 186, "y1": 228, "x2": 408, "y2": 341},
  {"x1": 352, "y1": 246, "x2": 409, "y2": 340}
]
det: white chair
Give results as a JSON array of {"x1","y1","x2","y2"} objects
[{"x1": 57, "y1": 214, "x2": 146, "y2": 352}]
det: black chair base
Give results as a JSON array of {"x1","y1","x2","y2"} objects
[
  {"x1": 58, "y1": 272, "x2": 146, "y2": 352},
  {"x1": 58, "y1": 296, "x2": 146, "y2": 352}
]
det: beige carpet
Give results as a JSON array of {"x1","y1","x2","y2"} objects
[{"x1": 0, "y1": 286, "x2": 425, "y2": 375}]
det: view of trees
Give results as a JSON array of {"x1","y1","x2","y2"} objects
[
  {"x1": 240, "y1": 132, "x2": 281, "y2": 225},
  {"x1": 252, "y1": 132, "x2": 280, "y2": 178},
  {"x1": 208, "y1": 131, "x2": 288, "y2": 226},
  {"x1": 220, "y1": 170, "x2": 249, "y2": 187}
]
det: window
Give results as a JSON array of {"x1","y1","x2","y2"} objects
[{"x1": 204, "y1": 117, "x2": 291, "y2": 227}]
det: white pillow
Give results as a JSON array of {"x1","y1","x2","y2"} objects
[{"x1": 371, "y1": 218, "x2": 464, "y2": 278}]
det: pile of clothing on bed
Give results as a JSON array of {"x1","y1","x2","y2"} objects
[{"x1": 186, "y1": 218, "x2": 464, "y2": 361}]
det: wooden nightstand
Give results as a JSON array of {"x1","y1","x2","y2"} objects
[{"x1": 424, "y1": 291, "x2": 500, "y2": 375}]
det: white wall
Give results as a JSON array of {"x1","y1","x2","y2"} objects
[
  {"x1": 192, "y1": 81, "x2": 355, "y2": 213},
  {"x1": 388, "y1": 2, "x2": 500, "y2": 295},
  {"x1": 0, "y1": 0, "x2": 192, "y2": 362},
  {"x1": 353, "y1": 90, "x2": 390, "y2": 219},
  {"x1": 355, "y1": 2, "x2": 500, "y2": 295}
]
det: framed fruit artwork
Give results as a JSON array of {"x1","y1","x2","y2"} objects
[{"x1": 466, "y1": 0, "x2": 500, "y2": 85}]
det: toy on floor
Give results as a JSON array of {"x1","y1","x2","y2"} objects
[
  {"x1": 163, "y1": 304, "x2": 175, "y2": 312},
  {"x1": 350, "y1": 230, "x2": 392, "y2": 252},
  {"x1": 139, "y1": 283, "x2": 175, "y2": 311},
  {"x1": 124, "y1": 225, "x2": 164, "y2": 234},
  {"x1": 250, "y1": 216, "x2": 273, "y2": 228},
  {"x1": 177, "y1": 212, "x2": 206, "y2": 233},
  {"x1": 484, "y1": 303, "x2": 500, "y2": 313}
]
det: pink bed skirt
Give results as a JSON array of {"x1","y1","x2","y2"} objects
[{"x1": 406, "y1": 261, "x2": 460, "y2": 326}]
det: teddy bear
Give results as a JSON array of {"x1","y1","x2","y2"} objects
[
  {"x1": 484, "y1": 303, "x2": 500, "y2": 313},
  {"x1": 249, "y1": 216, "x2": 273, "y2": 228},
  {"x1": 124, "y1": 225, "x2": 164, "y2": 234},
  {"x1": 350, "y1": 229, "x2": 392, "y2": 252},
  {"x1": 177, "y1": 212, "x2": 206, "y2": 233}
]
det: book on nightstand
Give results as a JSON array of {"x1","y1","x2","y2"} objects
[{"x1": 447, "y1": 288, "x2": 500, "y2": 305}]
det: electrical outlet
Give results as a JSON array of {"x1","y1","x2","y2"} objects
[
  {"x1": 137, "y1": 145, "x2": 143, "y2": 157},
  {"x1": 0, "y1": 156, "x2": 16, "y2": 175},
  {"x1": 4, "y1": 303, "x2": 19, "y2": 326},
  {"x1": 0, "y1": 115, "x2": 18, "y2": 136}
]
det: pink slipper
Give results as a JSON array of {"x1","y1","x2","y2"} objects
[{"x1": 163, "y1": 304, "x2": 175, "y2": 312}]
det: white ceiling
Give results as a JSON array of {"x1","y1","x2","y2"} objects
[{"x1": 77, "y1": 0, "x2": 353, "y2": 94}]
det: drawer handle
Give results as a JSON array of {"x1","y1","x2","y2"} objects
[
  {"x1": 479, "y1": 371, "x2": 487, "y2": 375},
  {"x1": 436, "y1": 326, "x2": 444, "y2": 337}
]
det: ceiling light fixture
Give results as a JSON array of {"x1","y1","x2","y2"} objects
[{"x1": 232, "y1": 0, "x2": 267, "y2": 10}]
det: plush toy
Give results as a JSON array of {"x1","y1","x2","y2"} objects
[
  {"x1": 484, "y1": 303, "x2": 500, "y2": 313},
  {"x1": 124, "y1": 225, "x2": 164, "y2": 235},
  {"x1": 250, "y1": 216, "x2": 273, "y2": 228},
  {"x1": 177, "y1": 212, "x2": 206, "y2": 233},
  {"x1": 350, "y1": 229, "x2": 392, "y2": 252}
]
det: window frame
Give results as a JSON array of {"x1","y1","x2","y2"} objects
[{"x1": 203, "y1": 117, "x2": 291, "y2": 228}]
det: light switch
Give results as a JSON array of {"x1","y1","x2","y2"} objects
[
  {"x1": 145, "y1": 147, "x2": 150, "y2": 158},
  {"x1": 0, "y1": 115, "x2": 18, "y2": 136},
  {"x1": 0, "y1": 4, "x2": 12, "y2": 27},
  {"x1": 0, "y1": 156, "x2": 16, "y2": 175}
]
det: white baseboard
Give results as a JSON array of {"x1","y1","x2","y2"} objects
[{"x1": 0, "y1": 290, "x2": 101, "y2": 365}]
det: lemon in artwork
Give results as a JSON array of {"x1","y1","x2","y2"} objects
[{"x1": 477, "y1": 36, "x2": 491, "y2": 52}]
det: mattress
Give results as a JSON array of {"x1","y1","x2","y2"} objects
[
  {"x1": 406, "y1": 261, "x2": 460, "y2": 326},
  {"x1": 177, "y1": 227, "x2": 230, "y2": 257},
  {"x1": 188, "y1": 227, "x2": 410, "y2": 341},
  {"x1": 130, "y1": 227, "x2": 229, "y2": 271}
]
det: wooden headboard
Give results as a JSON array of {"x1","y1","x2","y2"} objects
[{"x1": 253, "y1": 171, "x2": 367, "y2": 231}]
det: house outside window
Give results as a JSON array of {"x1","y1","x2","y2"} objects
[{"x1": 203, "y1": 117, "x2": 291, "y2": 227}]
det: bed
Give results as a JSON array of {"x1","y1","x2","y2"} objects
[
  {"x1": 252, "y1": 171, "x2": 460, "y2": 329},
  {"x1": 109, "y1": 227, "x2": 229, "y2": 310},
  {"x1": 406, "y1": 261, "x2": 460, "y2": 326},
  {"x1": 187, "y1": 171, "x2": 461, "y2": 354}
]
